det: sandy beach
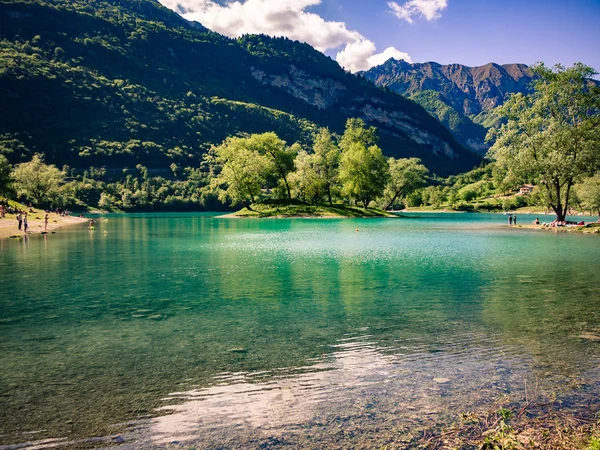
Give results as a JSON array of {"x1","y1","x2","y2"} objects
[{"x1": 0, "y1": 211, "x2": 88, "y2": 239}]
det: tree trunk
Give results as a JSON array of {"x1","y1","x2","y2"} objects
[
  {"x1": 563, "y1": 181, "x2": 573, "y2": 221},
  {"x1": 363, "y1": 199, "x2": 369, "y2": 208},
  {"x1": 243, "y1": 200, "x2": 253, "y2": 211},
  {"x1": 326, "y1": 183, "x2": 332, "y2": 207},
  {"x1": 384, "y1": 192, "x2": 400, "y2": 211},
  {"x1": 552, "y1": 182, "x2": 565, "y2": 221},
  {"x1": 283, "y1": 175, "x2": 292, "y2": 200}
]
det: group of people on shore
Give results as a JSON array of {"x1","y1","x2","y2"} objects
[
  {"x1": 14, "y1": 209, "x2": 51, "y2": 233},
  {"x1": 532, "y1": 217, "x2": 598, "y2": 227},
  {"x1": 509, "y1": 213, "x2": 599, "y2": 228},
  {"x1": 0, "y1": 202, "x2": 75, "y2": 234},
  {"x1": 15, "y1": 211, "x2": 51, "y2": 232}
]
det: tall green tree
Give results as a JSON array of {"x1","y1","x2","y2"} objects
[
  {"x1": 488, "y1": 63, "x2": 600, "y2": 220},
  {"x1": 339, "y1": 118, "x2": 378, "y2": 152},
  {"x1": 383, "y1": 157, "x2": 429, "y2": 210},
  {"x1": 207, "y1": 137, "x2": 270, "y2": 209},
  {"x1": 290, "y1": 150, "x2": 323, "y2": 204},
  {"x1": 12, "y1": 154, "x2": 64, "y2": 206},
  {"x1": 339, "y1": 142, "x2": 389, "y2": 208},
  {"x1": 338, "y1": 119, "x2": 388, "y2": 208},
  {"x1": 247, "y1": 132, "x2": 298, "y2": 200},
  {"x1": 312, "y1": 128, "x2": 340, "y2": 206}
]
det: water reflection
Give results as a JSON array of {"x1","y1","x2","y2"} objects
[{"x1": 0, "y1": 214, "x2": 599, "y2": 448}]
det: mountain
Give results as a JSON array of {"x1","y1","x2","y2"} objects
[
  {"x1": 0, "y1": 0, "x2": 480, "y2": 176},
  {"x1": 362, "y1": 59, "x2": 536, "y2": 154}
]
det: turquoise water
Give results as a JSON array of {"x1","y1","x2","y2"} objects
[{"x1": 1, "y1": 213, "x2": 599, "y2": 448}]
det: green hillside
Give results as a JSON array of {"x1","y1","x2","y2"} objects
[
  {"x1": 408, "y1": 90, "x2": 488, "y2": 154},
  {"x1": 0, "y1": 0, "x2": 479, "y2": 176}
]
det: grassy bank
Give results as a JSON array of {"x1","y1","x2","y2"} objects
[
  {"x1": 419, "y1": 399, "x2": 600, "y2": 450},
  {"x1": 224, "y1": 203, "x2": 397, "y2": 218}
]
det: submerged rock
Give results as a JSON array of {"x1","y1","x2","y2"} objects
[{"x1": 228, "y1": 348, "x2": 248, "y2": 354}]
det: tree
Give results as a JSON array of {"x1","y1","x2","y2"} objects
[
  {"x1": 339, "y1": 118, "x2": 378, "y2": 152},
  {"x1": 488, "y1": 63, "x2": 600, "y2": 220},
  {"x1": 290, "y1": 150, "x2": 323, "y2": 204},
  {"x1": 339, "y1": 142, "x2": 389, "y2": 208},
  {"x1": 312, "y1": 128, "x2": 340, "y2": 206},
  {"x1": 247, "y1": 132, "x2": 298, "y2": 200},
  {"x1": 12, "y1": 154, "x2": 64, "y2": 206},
  {"x1": 207, "y1": 136, "x2": 270, "y2": 209},
  {"x1": 339, "y1": 119, "x2": 388, "y2": 207},
  {"x1": 0, "y1": 155, "x2": 12, "y2": 198},
  {"x1": 575, "y1": 176, "x2": 600, "y2": 215},
  {"x1": 383, "y1": 158, "x2": 429, "y2": 210}
]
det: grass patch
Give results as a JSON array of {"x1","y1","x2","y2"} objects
[{"x1": 229, "y1": 202, "x2": 396, "y2": 218}]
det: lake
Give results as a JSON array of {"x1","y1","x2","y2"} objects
[{"x1": 1, "y1": 212, "x2": 599, "y2": 448}]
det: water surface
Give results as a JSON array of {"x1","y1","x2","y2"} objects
[{"x1": 1, "y1": 213, "x2": 599, "y2": 448}]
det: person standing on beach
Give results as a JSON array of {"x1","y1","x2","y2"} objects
[
  {"x1": 513, "y1": 215, "x2": 517, "y2": 225},
  {"x1": 23, "y1": 212, "x2": 29, "y2": 233},
  {"x1": 44, "y1": 212, "x2": 49, "y2": 231},
  {"x1": 17, "y1": 211, "x2": 22, "y2": 230},
  {"x1": 508, "y1": 215, "x2": 513, "y2": 225}
]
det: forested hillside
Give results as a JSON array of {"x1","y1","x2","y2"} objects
[{"x1": 0, "y1": 0, "x2": 479, "y2": 176}]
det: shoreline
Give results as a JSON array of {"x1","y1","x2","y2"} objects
[
  {"x1": 0, "y1": 212, "x2": 89, "y2": 239},
  {"x1": 219, "y1": 212, "x2": 397, "y2": 219},
  {"x1": 514, "y1": 223, "x2": 600, "y2": 234},
  {"x1": 222, "y1": 204, "x2": 397, "y2": 219}
]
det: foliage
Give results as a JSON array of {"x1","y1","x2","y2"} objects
[
  {"x1": 587, "y1": 436, "x2": 600, "y2": 450},
  {"x1": 233, "y1": 201, "x2": 394, "y2": 218},
  {"x1": 12, "y1": 153, "x2": 64, "y2": 206},
  {"x1": 0, "y1": 0, "x2": 478, "y2": 178},
  {"x1": 382, "y1": 157, "x2": 429, "y2": 210},
  {"x1": 488, "y1": 63, "x2": 600, "y2": 220},
  {"x1": 409, "y1": 90, "x2": 488, "y2": 154},
  {"x1": 247, "y1": 132, "x2": 298, "y2": 199},
  {"x1": 311, "y1": 128, "x2": 340, "y2": 206},
  {"x1": 290, "y1": 149, "x2": 324, "y2": 204},
  {"x1": 339, "y1": 141, "x2": 389, "y2": 208},
  {"x1": 0, "y1": 154, "x2": 12, "y2": 198},
  {"x1": 207, "y1": 136, "x2": 272, "y2": 208},
  {"x1": 575, "y1": 176, "x2": 600, "y2": 215}
]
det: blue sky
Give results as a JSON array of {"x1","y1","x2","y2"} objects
[{"x1": 160, "y1": 0, "x2": 600, "y2": 73}]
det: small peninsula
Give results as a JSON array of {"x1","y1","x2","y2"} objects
[{"x1": 224, "y1": 203, "x2": 397, "y2": 218}]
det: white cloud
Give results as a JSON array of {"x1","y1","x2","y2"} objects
[
  {"x1": 368, "y1": 47, "x2": 412, "y2": 69},
  {"x1": 337, "y1": 43, "x2": 412, "y2": 73},
  {"x1": 159, "y1": 0, "x2": 411, "y2": 72},
  {"x1": 388, "y1": 0, "x2": 448, "y2": 24}
]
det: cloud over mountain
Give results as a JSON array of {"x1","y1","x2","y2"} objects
[
  {"x1": 388, "y1": 0, "x2": 448, "y2": 24},
  {"x1": 159, "y1": 0, "x2": 410, "y2": 72}
]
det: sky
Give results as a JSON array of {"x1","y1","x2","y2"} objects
[{"x1": 159, "y1": 0, "x2": 600, "y2": 73}]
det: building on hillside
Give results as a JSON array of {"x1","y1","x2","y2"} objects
[{"x1": 519, "y1": 184, "x2": 535, "y2": 195}]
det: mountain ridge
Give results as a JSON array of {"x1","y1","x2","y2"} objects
[
  {"x1": 0, "y1": 0, "x2": 480, "y2": 175},
  {"x1": 362, "y1": 59, "x2": 536, "y2": 153}
]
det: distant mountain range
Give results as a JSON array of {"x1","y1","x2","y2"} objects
[
  {"x1": 0, "y1": 0, "x2": 479, "y2": 175},
  {"x1": 362, "y1": 59, "x2": 537, "y2": 154}
]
